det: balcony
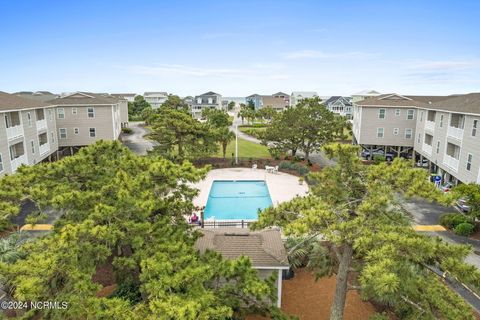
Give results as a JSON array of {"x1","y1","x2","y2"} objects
[
  {"x1": 447, "y1": 126, "x2": 464, "y2": 140},
  {"x1": 10, "y1": 154, "x2": 28, "y2": 172},
  {"x1": 6, "y1": 125, "x2": 24, "y2": 140},
  {"x1": 443, "y1": 154, "x2": 459, "y2": 172},
  {"x1": 39, "y1": 143, "x2": 50, "y2": 156},
  {"x1": 422, "y1": 143, "x2": 433, "y2": 156},
  {"x1": 425, "y1": 120, "x2": 435, "y2": 132},
  {"x1": 36, "y1": 119, "x2": 47, "y2": 132}
]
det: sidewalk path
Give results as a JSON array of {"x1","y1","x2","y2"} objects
[{"x1": 121, "y1": 121, "x2": 157, "y2": 155}]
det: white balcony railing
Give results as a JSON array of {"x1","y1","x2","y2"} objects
[
  {"x1": 422, "y1": 143, "x2": 433, "y2": 156},
  {"x1": 6, "y1": 125, "x2": 24, "y2": 140},
  {"x1": 39, "y1": 143, "x2": 50, "y2": 156},
  {"x1": 447, "y1": 126, "x2": 464, "y2": 140},
  {"x1": 10, "y1": 154, "x2": 28, "y2": 172},
  {"x1": 36, "y1": 119, "x2": 47, "y2": 131},
  {"x1": 425, "y1": 120, "x2": 435, "y2": 132},
  {"x1": 443, "y1": 154, "x2": 459, "y2": 172}
]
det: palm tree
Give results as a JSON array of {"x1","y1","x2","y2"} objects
[
  {"x1": 216, "y1": 127, "x2": 235, "y2": 159},
  {"x1": 0, "y1": 232, "x2": 25, "y2": 263}
]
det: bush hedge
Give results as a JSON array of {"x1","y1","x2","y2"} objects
[
  {"x1": 454, "y1": 222, "x2": 475, "y2": 236},
  {"x1": 439, "y1": 213, "x2": 468, "y2": 229},
  {"x1": 278, "y1": 161, "x2": 310, "y2": 176},
  {"x1": 121, "y1": 127, "x2": 133, "y2": 134}
]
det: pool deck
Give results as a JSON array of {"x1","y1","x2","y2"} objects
[{"x1": 192, "y1": 168, "x2": 309, "y2": 211}]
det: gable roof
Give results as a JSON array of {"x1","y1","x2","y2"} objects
[
  {"x1": 111, "y1": 93, "x2": 137, "y2": 98},
  {"x1": 46, "y1": 92, "x2": 121, "y2": 105},
  {"x1": 352, "y1": 89, "x2": 381, "y2": 96},
  {"x1": 195, "y1": 228, "x2": 289, "y2": 268},
  {"x1": 272, "y1": 92, "x2": 289, "y2": 97},
  {"x1": 198, "y1": 91, "x2": 221, "y2": 96},
  {"x1": 423, "y1": 93, "x2": 480, "y2": 115},
  {"x1": 356, "y1": 93, "x2": 450, "y2": 107},
  {"x1": 291, "y1": 91, "x2": 318, "y2": 97},
  {"x1": 0, "y1": 91, "x2": 49, "y2": 111},
  {"x1": 144, "y1": 91, "x2": 168, "y2": 96}
]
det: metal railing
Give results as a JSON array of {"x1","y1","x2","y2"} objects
[{"x1": 201, "y1": 219, "x2": 254, "y2": 229}]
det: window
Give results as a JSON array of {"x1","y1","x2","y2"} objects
[
  {"x1": 87, "y1": 107, "x2": 95, "y2": 118},
  {"x1": 395, "y1": 109, "x2": 400, "y2": 116},
  {"x1": 417, "y1": 133, "x2": 421, "y2": 143},
  {"x1": 72, "y1": 108, "x2": 78, "y2": 115},
  {"x1": 89, "y1": 128, "x2": 96, "y2": 138},
  {"x1": 0, "y1": 153, "x2": 3, "y2": 172},
  {"x1": 466, "y1": 153, "x2": 473, "y2": 171},
  {"x1": 59, "y1": 128, "x2": 67, "y2": 139},
  {"x1": 440, "y1": 114, "x2": 444, "y2": 127},
  {"x1": 208, "y1": 98, "x2": 213, "y2": 104},
  {"x1": 197, "y1": 98, "x2": 202, "y2": 104},
  {"x1": 436, "y1": 141, "x2": 440, "y2": 153},
  {"x1": 57, "y1": 108, "x2": 65, "y2": 119},
  {"x1": 48, "y1": 109, "x2": 53, "y2": 121},
  {"x1": 473, "y1": 119, "x2": 478, "y2": 137},
  {"x1": 407, "y1": 109, "x2": 415, "y2": 120},
  {"x1": 378, "y1": 109, "x2": 386, "y2": 119},
  {"x1": 27, "y1": 112, "x2": 32, "y2": 126},
  {"x1": 30, "y1": 140, "x2": 35, "y2": 154},
  {"x1": 405, "y1": 128, "x2": 413, "y2": 139},
  {"x1": 393, "y1": 128, "x2": 399, "y2": 135},
  {"x1": 377, "y1": 128, "x2": 384, "y2": 138},
  {"x1": 74, "y1": 128, "x2": 79, "y2": 135},
  {"x1": 50, "y1": 132, "x2": 55, "y2": 143},
  {"x1": 420, "y1": 111, "x2": 423, "y2": 122}
]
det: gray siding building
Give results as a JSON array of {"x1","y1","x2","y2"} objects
[
  {"x1": 353, "y1": 93, "x2": 480, "y2": 185},
  {"x1": 0, "y1": 92, "x2": 58, "y2": 176},
  {"x1": 191, "y1": 91, "x2": 223, "y2": 119}
]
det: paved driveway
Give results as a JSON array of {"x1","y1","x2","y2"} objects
[{"x1": 121, "y1": 122, "x2": 157, "y2": 155}]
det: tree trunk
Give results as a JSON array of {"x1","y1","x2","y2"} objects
[
  {"x1": 330, "y1": 243, "x2": 354, "y2": 320},
  {"x1": 222, "y1": 142, "x2": 227, "y2": 159},
  {"x1": 291, "y1": 148, "x2": 297, "y2": 157}
]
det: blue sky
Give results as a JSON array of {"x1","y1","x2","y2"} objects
[{"x1": 1, "y1": 0, "x2": 479, "y2": 96}]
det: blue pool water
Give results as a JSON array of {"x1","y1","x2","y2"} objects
[{"x1": 204, "y1": 180, "x2": 273, "y2": 220}]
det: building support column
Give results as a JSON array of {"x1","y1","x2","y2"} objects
[{"x1": 277, "y1": 269, "x2": 282, "y2": 308}]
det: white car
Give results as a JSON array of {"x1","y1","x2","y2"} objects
[
  {"x1": 440, "y1": 182, "x2": 454, "y2": 192},
  {"x1": 416, "y1": 159, "x2": 429, "y2": 167}
]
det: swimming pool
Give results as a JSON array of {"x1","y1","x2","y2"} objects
[{"x1": 204, "y1": 180, "x2": 273, "y2": 220}]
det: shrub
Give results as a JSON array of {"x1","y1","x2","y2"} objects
[
  {"x1": 440, "y1": 213, "x2": 468, "y2": 229},
  {"x1": 454, "y1": 222, "x2": 475, "y2": 236},
  {"x1": 373, "y1": 154, "x2": 386, "y2": 162},
  {"x1": 122, "y1": 127, "x2": 133, "y2": 134},
  {"x1": 278, "y1": 161, "x2": 310, "y2": 176}
]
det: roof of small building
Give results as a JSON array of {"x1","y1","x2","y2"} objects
[
  {"x1": 198, "y1": 91, "x2": 221, "y2": 96},
  {"x1": 47, "y1": 92, "x2": 121, "y2": 105},
  {"x1": 195, "y1": 228, "x2": 289, "y2": 268},
  {"x1": 324, "y1": 96, "x2": 352, "y2": 106},
  {"x1": 111, "y1": 93, "x2": 137, "y2": 97},
  {"x1": 0, "y1": 91, "x2": 49, "y2": 111},
  {"x1": 291, "y1": 91, "x2": 318, "y2": 97},
  {"x1": 352, "y1": 89, "x2": 381, "y2": 96},
  {"x1": 272, "y1": 91, "x2": 289, "y2": 97},
  {"x1": 144, "y1": 91, "x2": 168, "y2": 96}
]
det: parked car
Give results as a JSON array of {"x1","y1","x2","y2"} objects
[
  {"x1": 456, "y1": 199, "x2": 471, "y2": 213},
  {"x1": 440, "y1": 182, "x2": 454, "y2": 192},
  {"x1": 361, "y1": 149, "x2": 394, "y2": 161},
  {"x1": 416, "y1": 159, "x2": 429, "y2": 167}
]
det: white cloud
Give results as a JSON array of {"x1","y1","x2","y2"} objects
[
  {"x1": 125, "y1": 64, "x2": 245, "y2": 77},
  {"x1": 282, "y1": 50, "x2": 380, "y2": 60},
  {"x1": 410, "y1": 60, "x2": 479, "y2": 71}
]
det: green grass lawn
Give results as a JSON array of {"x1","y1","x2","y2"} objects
[
  {"x1": 238, "y1": 126, "x2": 267, "y2": 133},
  {"x1": 214, "y1": 137, "x2": 270, "y2": 158}
]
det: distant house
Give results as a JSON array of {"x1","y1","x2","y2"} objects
[
  {"x1": 195, "y1": 228, "x2": 289, "y2": 307},
  {"x1": 111, "y1": 93, "x2": 137, "y2": 103},
  {"x1": 14, "y1": 91, "x2": 59, "y2": 102},
  {"x1": 351, "y1": 89, "x2": 381, "y2": 103},
  {"x1": 324, "y1": 96, "x2": 353, "y2": 119},
  {"x1": 191, "y1": 91, "x2": 223, "y2": 119},
  {"x1": 290, "y1": 91, "x2": 319, "y2": 107},
  {"x1": 144, "y1": 92, "x2": 168, "y2": 109},
  {"x1": 246, "y1": 92, "x2": 290, "y2": 111}
]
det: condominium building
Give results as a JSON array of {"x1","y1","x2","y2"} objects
[
  {"x1": 144, "y1": 91, "x2": 168, "y2": 109},
  {"x1": 46, "y1": 92, "x2": 124, "y2": 154},
  {"x1": 290, "y1": 91, "x2": 318, "y2": 107},
  {"x1": 246, "y1": 93, "x2": 290, "y2": 111},
  {"x1": 352, "y1": 93, "x2": 480, "y2": 184},
  {"x1": 0, "y1": 91, "x2": 58, "y2": 176},
  {"x1": 191, "y1": 91, "x2": 223, "y2": 119},
  {"x1": 324, "y1": 96, "x2": 353, "y2": 119}
]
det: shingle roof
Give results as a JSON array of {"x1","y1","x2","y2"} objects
[
  {"x1": 46, "y1": 92, "x2": 121, "y2": 105},
  {"x1": 111, "y1": 93, "x2": 137, "y2": 97},
  {"x1": 199, "y1": 91, "x2": 221, "y2": 96},
  {"x1": 291, "y1": 91, "x2": 318, "y2": 97},
  {"x1": 352, "y1": 89, "x2": 381, "y2": 96},
  {"x1": 424, "y1": 93, "x2": 480, "y2": 115},
  {"x1": 195, "y1": 228, "x2": 289, "y2": 268},
  {"x1": 0, "y1": 91, "x2": 49, "y2": 111},
  {"x1": 356, "y1": 94, "x2": 450, "y2": 107}
]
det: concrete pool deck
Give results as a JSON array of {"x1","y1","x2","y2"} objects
[{"x1": 192, "y1": 168, "x2": 309, "y2": 213}]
